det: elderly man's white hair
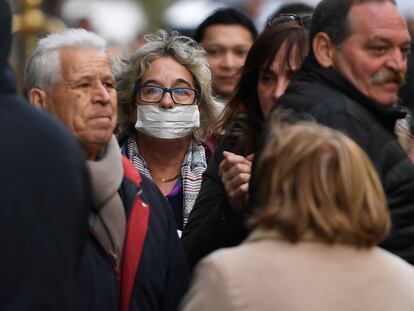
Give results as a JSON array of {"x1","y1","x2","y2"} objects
[{"x1": 25, "y1": 28, "x2": 107, "y2": 93}]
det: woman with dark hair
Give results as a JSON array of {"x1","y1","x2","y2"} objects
[{"x1": 182, "y1": 15, "x2": 310, "y2": 269}]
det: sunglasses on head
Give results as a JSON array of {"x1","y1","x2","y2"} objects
[{"x1": 267, "y1": 13, "x2": 312, "y2": 28}]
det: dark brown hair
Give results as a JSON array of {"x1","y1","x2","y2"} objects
[
  {"x1": 214, "y1": 21, "x2": 309, "y2": 155},
  {"x1": 193, "y1": 7, "x2": 257, "y2": 43}
]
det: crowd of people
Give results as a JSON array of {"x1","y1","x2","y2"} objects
[{"x1": 3, "y1": 0, "x2": 414, "y2": 310}]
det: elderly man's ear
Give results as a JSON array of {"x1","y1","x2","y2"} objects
[
  {"x1": 313, "y1": 32, "x2": 336, "y2": 68},
  {"x1": 28, "y1": 88, "x2": 48, "y2": 110}
]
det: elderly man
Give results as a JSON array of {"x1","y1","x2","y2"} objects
[
  {"x1": 25, "y1": 28, "x2": 189, "y2": 311},
  {"x1": 261, "y1": 0, "x2": 414, "y2": 264},
  {"x1": 0, "y1": 1, "x2": 90, "y2": 309}
]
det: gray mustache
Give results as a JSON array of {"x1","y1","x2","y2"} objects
[{"x1": 372, "y1": 68, "x2": 405, "y2": 86}]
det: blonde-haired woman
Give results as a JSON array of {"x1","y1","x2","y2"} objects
[{"x1": 181, "y1": 122, "x2": 414, "y2": 311}]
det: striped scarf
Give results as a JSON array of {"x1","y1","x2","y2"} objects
[{"x1": 126, "y1": 136, "x2": 207, "y2": 226}]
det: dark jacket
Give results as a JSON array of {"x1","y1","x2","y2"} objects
[
  {"x1": 0, "y1": 0, "x2": 91, "y2": 309},
  {"x1": 399, "y1": 42, "x2": 414, "y2": 115},
  {"x1": 83, "y1": 157, "x2": 190, "y2": 311},
  {"x1": 182, "y1": 130, "x2": 249, "y2": 270},
  {"x1": 273, "y1": 56, "x2": 414, "y2": 264}
]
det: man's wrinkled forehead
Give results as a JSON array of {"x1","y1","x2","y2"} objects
[
  {"x1": 59, "y1": 47, "x2": 112, "y2": 75},
  {"x1": 347, "y1": 1, "x2": 409, "y2": 40}
]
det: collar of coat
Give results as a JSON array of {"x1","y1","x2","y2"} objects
[{"x1": 296, "y1": 56, "x2": 406, "y2": 134}]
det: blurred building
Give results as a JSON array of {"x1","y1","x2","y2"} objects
[
  {"x1": 10, "y1": 0, "x2": 148, "y2": 93},
  {"x1": 9, "y1": 0, "x2": 413, "y2": 94}
]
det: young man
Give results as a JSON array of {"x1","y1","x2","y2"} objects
[{"x1": 194, "y1": 8, "x2": 257, "y2": 101}]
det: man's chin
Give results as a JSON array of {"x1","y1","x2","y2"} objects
[
  {"x1": 215, "y1": 86, "x2": 234, "y2": 100},
  {"x1": 373, "y1": 94, "x2": 398, "y2": 106},
  {"x1": 87, "y1": 131, "x2": 114, "y2": 147}
]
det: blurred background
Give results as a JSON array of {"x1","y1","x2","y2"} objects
[{"x1": 8, "y1": 0, "x2": 414, "y2": 93}]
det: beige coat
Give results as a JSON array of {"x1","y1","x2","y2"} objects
[{"x1": 181, "y1": 238, "x2": 414, "y2": 311}]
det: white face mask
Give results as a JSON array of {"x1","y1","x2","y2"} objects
[{"x1": 135, "y1": 105, "x2": 200, "y2": 139}]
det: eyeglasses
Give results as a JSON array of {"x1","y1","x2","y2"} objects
[
  {"x1": 136, "y1": 85, "x2": 199, "y2": 106},
  {"x1": 267, "y1": 13, "x2": 312, "y2": 28}
]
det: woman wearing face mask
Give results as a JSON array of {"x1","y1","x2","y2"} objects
[
  {"x1": 116, "y1": 30, "x2": 218, "y2": 234},
  {"x1": 182, "y1": 14, "x2": 311, "y2": 269}
]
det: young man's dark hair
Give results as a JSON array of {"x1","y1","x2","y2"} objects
[
  {"x1": 193, "y1": 8, "x2": 257, "y2": 43},
  {"x1": 273, "y1": 2, "x2": 314, "y2": 16}
]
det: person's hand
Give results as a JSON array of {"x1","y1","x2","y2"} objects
[{"x1": 218, "y1": 151, "x2": 254, "y2": 213}]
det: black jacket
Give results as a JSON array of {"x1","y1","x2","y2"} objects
[
  {"x1": 0, "y1": 0, "x2": 91, "y2": 309},
  {"x1": 272, "y1": 56, "x2": 414, "y2": 264},
  {"x1": 182, "y1": 132, "x2": 249, "y2": 270},
  {"x1": 80, "y1": 158, "x2": 190, "y2": 311},
  {"x1": 123, "y1": 169, "x2": 190, "y2": 311}
]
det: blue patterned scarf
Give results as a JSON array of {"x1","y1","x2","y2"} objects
[{"x1": 126, "y1": 136, "x2": 207, "y2": 226}]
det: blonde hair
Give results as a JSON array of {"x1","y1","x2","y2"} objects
[
  {"x1": 251, "y1": 120, "x2": 390, "y2": 247},
  {"x1": 114, "y1": 29, "x2": 218, "y2": 141}
]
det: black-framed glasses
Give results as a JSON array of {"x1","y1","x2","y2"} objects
[
  {"x1": 267, "y1": 13, "x2": 312, "y2": 28},
  {"x1": 136, "y1": 85, "x2": 199, "y2": 106}
]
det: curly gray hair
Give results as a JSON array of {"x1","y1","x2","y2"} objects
[{"x1": 115, "y1": 30, "x2": 218, "y2": 141}]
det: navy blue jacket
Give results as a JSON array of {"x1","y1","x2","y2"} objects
[{"x1": 78, "y1": 157, "x2": 190, "y2": 311}]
